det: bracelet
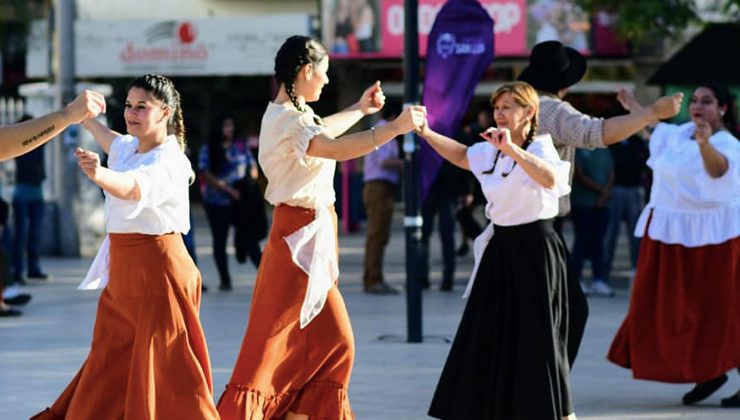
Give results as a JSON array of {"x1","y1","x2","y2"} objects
[{"x1": 370, "y1": 126, "x2": 379, "y2": 151}]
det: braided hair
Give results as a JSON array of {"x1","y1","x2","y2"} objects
[
  {"x1": 274, "y1": 35, "x2": 328, "y2": 125},
  {"x1": 697, "y1": 82, "x2": 738, "y2": 138},
  {"x1": 128, "y1": 74, "x2": 187, "y2": 151}
]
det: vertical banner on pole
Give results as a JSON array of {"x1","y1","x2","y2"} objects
[{"x1": 420, "y1": 0, "x2": 495, "y2": 202}]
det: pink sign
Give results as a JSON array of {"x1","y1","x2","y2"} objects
[{"x1": 380, "y1": 0, "x2": 526, "y2": 57}]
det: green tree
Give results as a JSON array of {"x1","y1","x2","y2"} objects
[{"x1": 574, "y1": 0, "x2": 740, "y2": 43}]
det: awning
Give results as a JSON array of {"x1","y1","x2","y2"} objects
[{"x1": 648, "y1": 23, "x2": 740, "y2": 85}]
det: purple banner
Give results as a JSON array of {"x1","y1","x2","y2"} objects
[{"x1": 420, "y1": 0, "x2": 494, "y2": 202}]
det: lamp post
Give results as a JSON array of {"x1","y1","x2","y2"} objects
[{"x1": 402, "y1": 0, "x2": 422, "y2": 343}]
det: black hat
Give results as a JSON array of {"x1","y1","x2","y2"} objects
[{"x1": 518, "y1": 41, "x2": 587, "y2": 94}]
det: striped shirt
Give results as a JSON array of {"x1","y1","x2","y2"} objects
[{"x1": 536, "y1": 94, "x2": 605, "y2": 216}]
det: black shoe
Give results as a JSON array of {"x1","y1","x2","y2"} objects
[
  {"x1": 27, "y1": 272, "x2": 50, "y2": 281},
  {"x1": 456, "y1": 243, "x2": 469, "y2": 257},
  {"x1": 721, "y1": 393, "x2": 740, "y2": 407},
  {"x1": 13, "y1": 275, "x2": 27, "y2": 286},
  {"x1": 420, "y1": 277, "x2": 430, "y2": 290},
  {"x1": 365, "y1": 282, "x2": 400, "y2": 295},
  {"x1": 440, "y1": 282, "x2": 453, "y2": 292},
  {"x1": 682, "y1": 374, "x2": 728, "y2": 405},
  {"x1": 4, "y1": 294, "x2": 31, "y2": 306},
  {"x1": 0, "y1": 307, "x2": 22, "y2": 317},
  {"x1": 219, "y1": 283, "x2": 233, "y2": 292}
]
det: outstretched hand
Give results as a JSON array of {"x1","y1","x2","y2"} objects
[
  {"x1": 75, "y1": 147, "x2": 103, "y2": 182},
  {"x1": 65, "y1": 90, "x2": 106, "y2": 124},
  {"x1": 358, "y1": 81, "x2": 386, "y2": 115},
  {"x1": 479, "y1": 127, "x2": 513, "y2": 154}
]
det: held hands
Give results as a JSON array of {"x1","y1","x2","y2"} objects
[
  {"x1": 358, "y1": 81, "x2": 386, "y2": 115},
  {"x1": 394, "y1": 105, "x2": 427, "y2": 134},
  {"x1": 75, "y1": 148, "x2": 102, "y2": 182},
  {"x1": 618, "y1": 89, "x2": 683, "y2": 123},
  {"x1": 650, "y1": 92, "x2": 683, "y2": 120},
  {"x1": 479, "y1": 127, "x2": 514, "y2": 154},
  {"x1": 65, "y1": 90, "x2": 106, "y2": 124}
]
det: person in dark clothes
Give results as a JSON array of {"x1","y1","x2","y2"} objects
[
  {"x1": 198, "y1": 114, "x2": 261, "y2": 291},
  {"x1": 12, "y1": 115, "x2": 49, "y2": 284},
  {"x1": 419, "y1": 160, "x2": 459, "y2": 291},
  {"x1": 455, "y1": 106, "x2": 490, "y2": 257},
  {"x1": 0, "y1": 197, "x2": 31, "y2": 316},
  {"x1": 604, "y1": 132, "x2": 649, "y2": 282}
]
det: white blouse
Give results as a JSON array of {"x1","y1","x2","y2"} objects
[
  {"x1": 463, "y1": 135, "x2": 571, "y2": 297},
  {"x1": 467, "y1": 134, "x2": 571, "y2": 226},
  {"x1": 258, "y1": 102, "x2": 340, "y2": 328},
  {"x1": 634, "y1": 122, "x2": 740, "y2": 247},
  {"x1": 79, "y1": 134, "x2": 193, "y2": 290},
  {"x1": 106, "y1": 135, "x2": 192, "y2": 234},
  {"x1": 259, "y1": 102, "x2": 336, "y2": 209}
]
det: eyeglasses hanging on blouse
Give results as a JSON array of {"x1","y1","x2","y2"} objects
[{"x1": 481, "y1": 137, "x2": 534, "y2": 176}]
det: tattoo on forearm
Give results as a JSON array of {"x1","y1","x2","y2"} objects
[{"x1": 21, "y1": 125, "x2": 55, "y2": 147}]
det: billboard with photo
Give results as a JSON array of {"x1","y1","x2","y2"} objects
[{"x1": 320, "y1": 0, "x2": 628, "y2": 58}]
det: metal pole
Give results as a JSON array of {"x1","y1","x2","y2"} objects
[
  {"x1": 403, "y1": 0, "x2": 422, "y2": 343},
  {"x1": 54, "y1": 0, "x2": 79, "y2": 256}
]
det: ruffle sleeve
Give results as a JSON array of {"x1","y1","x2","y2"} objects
[
  {"x1": 526, "y1": 135, "x2": 571, "y2": 197},
  {"x1": 113, "y1": 149, "x2": 191, "y2": 220},
  {"x1": 107, "y1": 135, "x2": 135, "y2": 167},
  {"x1": 698, "y1": 131, "x2": 740, "y2": 203},
  {"x1": 286, "y1": 110, "x2": 325, "y2": 163}
]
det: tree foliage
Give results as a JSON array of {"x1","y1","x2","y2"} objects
[{"x1": 574, "y1": 0, "x2": 740, "y2": 44}]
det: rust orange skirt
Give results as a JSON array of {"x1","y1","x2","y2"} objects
[
  {"x1": 217, "y1": 204, "x2": 355, "y2": 420},
  {"x1": 32, "y1": 233, "x2": 219, "y2": 420}
]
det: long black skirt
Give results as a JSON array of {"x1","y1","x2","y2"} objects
[{"x1": 429, "y1": 219, "x2": 572, "y2": 420}]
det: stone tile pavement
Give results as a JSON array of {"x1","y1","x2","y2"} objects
[{"x1": 1, "y1": 206, "x2": 737, "y2": 419}]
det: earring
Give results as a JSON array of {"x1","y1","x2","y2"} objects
[{"x1": 720, "y1": 111, "x2": 726, "y2": 116}]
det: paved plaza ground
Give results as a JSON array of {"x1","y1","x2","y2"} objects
[{"x1": 1, "y1": 206, "x2": 738, "y2": 419}]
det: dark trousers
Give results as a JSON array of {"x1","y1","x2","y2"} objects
[
  {"x1": 182, "y1": 210, "x2": 197, "y2": 265},
  {"x1": 554, "y1": 216, "x2": 589, "y2": 369},
  {"x1": 456, "y1": 203, "x2": 483, "y2": 239},
  {"x1": 12, "y1": 199, "x2": 44, "y2": 279},
  {"x1": 204, "y1": 204, "x2": 261, "y2": 287},
  {"x1": 604, "y1": 186, "x2": 642, "y2": 280},
  {"x1": 571, "y1": 206, "x2": 610, "y2": 281},
  {"x1": 362, "y1": 181, "x2": 395, "y2": 289},
  {"x1": 420, "y1": 193, "x2": 456, "y2": 287}
]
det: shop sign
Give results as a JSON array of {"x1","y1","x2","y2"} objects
[{"x1": 75, "y1": 15, "x2": 310, "y2": 77}]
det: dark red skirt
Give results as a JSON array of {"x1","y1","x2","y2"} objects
[{"x1": 608, "y1": 229, "x2": 740, "y2": 383}]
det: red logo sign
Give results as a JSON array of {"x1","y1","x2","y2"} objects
[{"x1": 178, "y1": 22, "x2": 197, "y2": 44}]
